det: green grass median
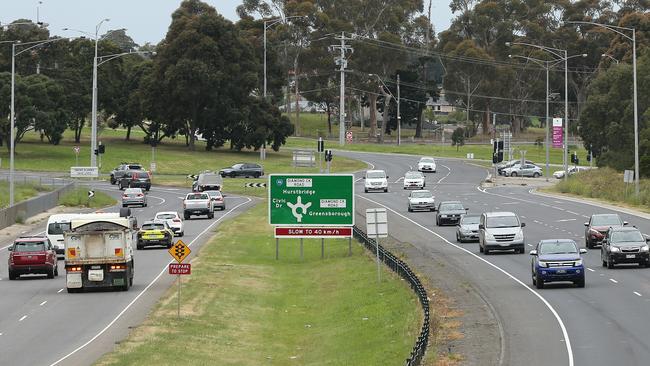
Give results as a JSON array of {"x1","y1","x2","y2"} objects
[
  {"x1": 95, "y1": 203, "x2": 421, "y2": 366},
  {"x1": 58, "y1": 187, "x2": 116, "y2": 208},
  {"x1": 0, "y1": 181, "x2": 52, "y2": 208}
]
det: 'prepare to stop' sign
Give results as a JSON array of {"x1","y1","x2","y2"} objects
[{"x1": 169, "y1": 263, "x2": 191, "y2": 275}]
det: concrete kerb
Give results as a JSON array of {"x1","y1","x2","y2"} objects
[{"x1": 530, "y1": 188, "x2": 650, "y2": 220}]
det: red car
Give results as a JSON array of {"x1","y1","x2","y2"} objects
[
  {"x1": 8, "y1": 236, "x2": 58, "y2": 280},
  {"x1": 584, "y1": 214, "x2": 628, "y2": 249}
]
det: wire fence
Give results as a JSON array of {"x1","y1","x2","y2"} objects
[{"x1": 353, "y1": 226, "x2": 430, "y2": 366}]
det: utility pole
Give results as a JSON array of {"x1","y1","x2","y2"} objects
[
  {"x1": 331, "y1": 32, "x2": 353, "y2": 146},
  {"x1": 397, "y1": 73, "x2": 401, "y2": 146}
]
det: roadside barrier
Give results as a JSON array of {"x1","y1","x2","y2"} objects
[{"x1": 353, "y1": 226, "x2": 430, "y2": 366}]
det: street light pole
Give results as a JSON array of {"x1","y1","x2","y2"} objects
[
  {"x1": 10, "y1": 43, "x2": 16, "y2": 207},
  {"x1": 90, "y1": 18, "x2": 109, "y2": 168}
]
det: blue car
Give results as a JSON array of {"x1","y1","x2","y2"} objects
[{"x1": 530, "y1": 239, "x2": 587, "y2": 289}]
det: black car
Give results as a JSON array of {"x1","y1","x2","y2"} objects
[
  {"x1": 219, "y1": 163, "x2": 264, "y2": 178},
  {"x1": 193, "y1": 173, "x2": 223, "y2": 192},
  {"x1": 601, "y1": 227, "x2": 650, "y2": 268},
  {"x1": 119, "y1": 170, "x2": 151, "y2": 191},
  {"x1": 110, "y1": 163, "x2": 144, "y2": 184},
  {"x1": 436, "y1": 201, "x2": 468, "y2": 226}
]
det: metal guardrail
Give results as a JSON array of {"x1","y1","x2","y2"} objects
[{"x1": 353, "y1": 226, "x2": 430, "y2": 366}]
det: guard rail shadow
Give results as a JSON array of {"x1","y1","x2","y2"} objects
[{"x1": 353, "y1": 226, "x2": 430, "y2": 366}]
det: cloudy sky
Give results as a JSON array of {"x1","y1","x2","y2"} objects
[{"x1": 2, "y1": 0, "x2": 453, "y2": 45}]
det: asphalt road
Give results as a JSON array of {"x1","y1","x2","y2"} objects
[
  {"x1": 342, "y1": 150, "x2": 650, "y2": 366},
  {"x1": 0, "y1": 182, "x2": 256, "y2": 366}
]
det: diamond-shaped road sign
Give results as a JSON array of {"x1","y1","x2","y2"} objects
[{"x1": 169, "y1": 240, "x2": 191, "y2": 263}]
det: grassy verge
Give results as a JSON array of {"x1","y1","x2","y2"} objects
[
  {"x1": 58, "y1": 187, "x2": 116, "y2": 208},
  {"x1": 285, "y1": 137, "x2": 585, "y2": 166},
  {"x1": 0, "y1": 181, "x2": 52, "y2": 208},
  {"x1": 95, "y1": 203, "x2": 421, "y2": 366},
  {"x1": 4, "y1": 129, "x2": 365, "y2": 176},
  {"x1": 543, "y1": 167, "x2": 650, "y2": 212}
]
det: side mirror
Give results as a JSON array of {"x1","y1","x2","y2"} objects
[
  {"x1": 386, "y1": 175, "x2": 389, "y2": 179},
  {"x1": 7, "y1": 247, "x2": 13, "y2": 252},
  {"x1": 623, "y1": 221, "x2": 629, "y2": 226},
  {"x1": 579, "y1": 248, "x2": 588, "y2": 254},
  {"x1": 465, "y1": 208, "x2": 469, "y2": 211},
  {"x1": 521, "y1": 222, "x2": 526, "y2": 227},
  {"x1": 529, "y1": 250, "x2": 538, "y2": 256},
  {"x1": 584, "y1": 222, "x2": 589, "y2": 226},
  {"x1": 362, "y1": 177, "x2": 366, "y2": 179},
  {"x1": 479, "y1": 224, "x2": 485, "y2": 230}
]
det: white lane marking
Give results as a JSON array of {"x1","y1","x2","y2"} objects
[
  {"x1": 361, "y1": 160, "x2": 376, "y2": 170},
  {"x1": 556, "y1": 219, "x2": 577, "y2": 222},
  {"x1": 502, "y1": 202, "x2": 519, "y2": 205},
  {"x1": 1, "y1": 230, "x2": 46, "y2": 250},
  {"x1": 610, "y1": 279, "x2": 618, "y2": 284},
  {"x1": 587, "y1": 268, "x2": 595, "y2": 272},
  {"x1": 582, "y1": 215, "x2": 590, "y2": 219},
  {"x1": 177, "y1": 196, "x2": 185, "y2": 199},
  {"x1": 147, "y1": 195, "x2": 166, "y2": 205},
  {"x1": 0, "y1": 333, "x2": 2, "y2": 336},
  {"x1": 394, "y1": 177, "x2": 404, "y2": 183},
  {"x1": 409, "y1": 165, "x2": 413, "y2": 170},
  {"x1": 354, "y1": 177, "x2": 363, "y2": 183},
  {"x1": 634, "y1": 292, "x2": 642, "y2": 297},
  {"x1": 566, "y1": 211, "x2": 580, "y2": 215},
  {"x1": 19, "y1": 316, "x2": 27, "y2": 322},
  {"x1": 437, "y1": 165, "x2": 452, "y2": 184},
  {"x1": 552, "y1": 206, "x2": 565, "y2": 211},
  {"x1": 527, "y1": 244, "x2": 533, "y2": 247},
  {"x1": 39, "y1": 301, "x2": 47, "y2": 306},
  {"x1": 356, "y1": 194, "x2": 574, "y2": 366},
  {"x1": 49, "y1": 197, "x2": 253, "y2": 366},
  {"x1": 57, "y1": 289, "x2": 64, "y2": 293}
]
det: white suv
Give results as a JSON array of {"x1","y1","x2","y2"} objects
[
  {"x1": 364, "y1": 170, "x2": 388, "y2": 193},
  {"x1": 479, "y1": 212, "x2": 526, "y2": 254}
]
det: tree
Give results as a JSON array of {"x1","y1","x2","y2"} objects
[{"x1": 451, "y1": 126, "x2": 466, "y2": 150}]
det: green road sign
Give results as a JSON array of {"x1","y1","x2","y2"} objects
[{"x1": 269, "y1": 174, "x2": 354, "y2": 226}]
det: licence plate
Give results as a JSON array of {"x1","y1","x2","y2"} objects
[
  {"x1": 88, "y1": 269, "x2": 104, "y2": 281},
  {"x1": 626, "y1": 254, "x2": 636, "y2": 259},
  {"x1": 556, "y1": 269, "x2": 567, "y2": 274}
]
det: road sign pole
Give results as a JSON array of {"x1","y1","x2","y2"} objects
[
  {"x1": 300, "y1": 238, "x2": 303, "y2": 261},
  {"x1": 276, "y1": 238, "x2": 279, "y2": 260},
  {"x1": 177, "y1": 274, "x2": 181, "y2": 319},
  {"x1": 348, "y1": 236, "x2": 352, "y2": 257},
  {"x1": 321, "y1": 238, "x2": 324, "y2": 259},
  {"x1": 374, "y1": 217, "x2": 381, "y2": 282}
]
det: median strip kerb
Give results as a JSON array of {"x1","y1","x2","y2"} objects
[
  {"x1": 356, "y1": 193, "x2": 574, "y2": 366},
  {"x1": 49, "y1": 196, "x2": 253, "y2": 366}
]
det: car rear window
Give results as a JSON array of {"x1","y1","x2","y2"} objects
[
  {"x1": 14, "y1": 241, "x2": 46, "y2": 252},
  {"x1": 420, "y1": 158, "x2": 434, "y2": 163},
  {"x1": 48, "y1": 222, "x2": 71, "y2": 235},
  {"x1": 156, "y1": 214, "x2": 176, "y2": 220},
  {"x1": 128, "y1": 165, "x2": 142, "y2": 170},
  {"x1": 142, "y1": 224, "x2": 165, "y2": 231},
  {"x1": 187, "y1": 194, "x2": 208, "y2": 200},
  {"x1": 137, "y1": 172, "x2": 149, "y2": 178},
  {"x1": 367, "y1": 171, "x2": 386, "y2": 179},
  {"x1": 125, "y1": 188, "x2": 142, "y2": 194},
  {"x1": 461, "y1": 216, "x2": 480, "y2": 225}
]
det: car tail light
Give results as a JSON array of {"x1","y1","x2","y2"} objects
[
  {"x1": 67, "y1": 266, "x2": 82, "y2": 272},
  {"x1": 173, "y1": 219, "x2": 181, "y2": 223},
  {"x1": 137, "y1": 193, "x2": 143, "y2": 197},
  {"x1": 109, "y1": 264, "x2": 126, "y2": 271}
]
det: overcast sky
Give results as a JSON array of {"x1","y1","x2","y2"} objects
[{"x1": 2, "y1": 0, "x2": 453, "y2": 46}]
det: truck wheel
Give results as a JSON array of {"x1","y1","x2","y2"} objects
[
  {"x1": 184, "y1": 212, "x2": 190, "y2": 220},
  {"x1": 575, "y1": 278, "x2": 585, "y2": 288},
  {"x1": 208, "y1": 212, "x2": 214, "y2": 219},
  {"x1": 146, "y1": 186, "x2": 150, "y2": 192},
  {"x1": 110, "y1": 176, "x2": 116, "y2": 185},
  {"x1": 54, "y1": 265, "x2": 59, "y2": 276}
]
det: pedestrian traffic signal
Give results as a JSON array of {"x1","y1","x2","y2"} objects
[
  {"x1": 571, "y1": 152, "x2": 577, "y2": 164},
  {"x1": 98, "y1": 144, "x2": 105, "y2": 154}
]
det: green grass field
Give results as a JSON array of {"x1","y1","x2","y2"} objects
[
  {"x1": 285, "y1": 137, "x2": 586, "y2": 166},
  {"x1": 3, "y1": 129, "x2": 366, "y2": 176},
  {"x1": 95, "y1": 203, "x2": 421, "y2": 366},
  {"x1": 0, "y1": 181, "x2": 52, "y2": 208},
  {"x1": 58, "y1": 187, "x2": 116, "y2": 208}
]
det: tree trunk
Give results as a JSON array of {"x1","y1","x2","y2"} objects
[
  {"x1": 358, "y1": 95, "x2": 364, "y2": 132},
  {"x1": 368, "y1": 93, "x2": 378, "y2": 139},
  {"x1": 126, "y1": 126, "x2": 131, "y2": 141},
  {"x1": 74, "y1": 124, "x2": 82, "y2": 143},
  {"x1": 379, "y1": 94, "x2": 392, "y2": 143},
  {"x1": 327, "y1": 103, "x2": 332, "y2": 137},
  {"x1": 415, "y1": 106, "x2": 423, "y2": 138}
]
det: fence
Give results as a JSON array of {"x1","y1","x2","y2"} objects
[
  {"x1": 0, "y1": 180, "x2": 75, "y2": 230},
  {"x1": 353, "y1": 226, "x2": 430, "y2": 366}
]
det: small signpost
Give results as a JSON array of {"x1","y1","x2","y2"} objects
[
  {"x1": 624, "y1": 170, "x2": 635, "y2": 198},
  {"x1": 70, "y1": 167, "x2": 99, "y2": 178},
  {"x1": 168, "y1": 240, "x2": 191, "y2": 318},
  {"x1": 366, "y1": 208, "x2": 388, "y2": 282},
  {"x1": 73, "y1": 146, "x2": 80, "y2": 166},
  {"x1": 87, "y1": 190, "x2": 94, "y2": 206}
]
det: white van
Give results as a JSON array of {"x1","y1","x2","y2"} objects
[{"x1": 46, "y1": 214, "x2": 79, "y2": 255}]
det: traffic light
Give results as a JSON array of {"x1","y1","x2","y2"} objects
[
  {"x1": 497, "y1": 141, "x2": 504, "y2": 163},
  {"x1": 325, "y1": 149, "x2": 333, "y2": 162},
  {"x1": 98, "y1": 144, "x2": 105, "y2": 154},
  {"x1": 317, "y1": 138, "x2": 324, "y2": 153},
  {"x1": 571, "y1": 152, "x2": 577, "y2": 164},
  {"x1": 586, "y1": 154, "x2": 591, "y2": 162}
]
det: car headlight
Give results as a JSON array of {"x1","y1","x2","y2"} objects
[
  {"x1": 485, "y1": 231, "x2": 495, "y2": 240},
  {"x1": 441, "y1": 215, "x2": 448, "y2": 218},
  {"x1": 514, "y1": 230, "x2": 523, "y2": 241},
  {"x1": 641, "y1": 245, "x2": 649, "y2": 252},
  {"x1": 574, "y1": 259, "x2": 583, "y2": 266},
  {"x1": 537, "y1": 260, "x2": 548, "y2": 268},
  {"x1": 610, "y1": 246, "x2": 620, "y2": 252}
]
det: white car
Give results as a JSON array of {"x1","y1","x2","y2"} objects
[
  {"x1": 364, "y1": 170, "x2": 388, "y2": 193},
  {"x1": 154, "y1": 211, "x2": 184, "y2": 237},
  {"x1": 418, "y1": 157, "x2": 436, "y2": 173},
  {"x1": 407, "y1": 190, "x2": 435, "y2": 212},
  {"x1": 553, "y1": 166, "x2": 583, "y2": 179},
  {"x1": 403, "y1": 171, "x2": 425, "y2": 189}
]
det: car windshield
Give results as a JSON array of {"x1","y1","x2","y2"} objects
[
  {"x1": 128, "y1": 165, "x2": 142, "y2": 170},
  {"x1": 187, "y1": 194, "x2": 208, "y2": 200},
  {"x1": 367, "y1": 171, "x2": 386, "y2": 179},
  {"x1": 405, "y1": 172, "x2": 423, "y2": 179},
  {"x1": 137, "y1": 172, "x2": 149, "y2": 178},
  {"x1": 412, "y1": 191, "x2": 432, "y2": 198},
  {"x1": 461, "y1": 216, "x2": 480, "y2": 225},
  {"x1": 486, "y1": 215, "x2": 519, "y2": 228},
  {"x1": 591, "y1": 214, "x2": 622, "y2": 226},
  {"x1": 440, "y1": 203, "x2": 464, "y2": 211},
  {"x1": 232, "y1": 164, "x2": 244, "y2": 169},
  {"x1": 156, "y1": 214, "x2": 176, "y2": 220},
  {"x1": 14, "y1": 241, "x2": 46, "y2": 252},
  {"x1": 539, "y1": 241, "x2": 577, "y2": 255},
  {"x1": 142, "y1": 224, "x2": 165, "y2": 231},
  {"x1": 611, "y1": 231, "x2": 645, "y2": 243},
  {"x1": 420, "y1": 158, "x2": 434, "y2": 163},
  {"x1": 48, "y1": 222, "x2": 71, "y2": 235}
]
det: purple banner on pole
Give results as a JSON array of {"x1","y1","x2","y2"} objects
[{"x1": 552, "y1": 118, "x2": 563, "y2": 148}]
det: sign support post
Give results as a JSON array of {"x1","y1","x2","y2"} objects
[
  {"x1": 321, "y1": 238, "x2": 324, "y2": 259},
  {"x1": 177, "y1": 273, "x2": 181, "y2": 319},
  {"x1": 276, "y1": 238, "x2": 279, "y2": 260},
  {"x1": 366, "y1": 208, "x2": 388, "y2": 283},
  {"x1": 168, "y1": 240, "x2": 191, "y2": 319},
  {"x1": 300, "y1": 238, "x2": 303, "y2": 261}
]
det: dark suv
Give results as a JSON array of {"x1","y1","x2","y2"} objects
[
  {"x1": 435, "y1": 201, "x2": 468, "y2": 226},
  {"x1": 119, "y1": 170, "x2": 151, "y2": 191},
  {"x1": 219, "y1": 163, "x2": 264, "y2": 178},
  {"x1": 8, "y1": 237, "x2": 58, "y2": 280},
  {"x1": 601, "y1": 227, "x2": 650, "y2": 268},
  {"x1": 584, "y1": 213, "x2": 628, "y2": 248},
  {"x1": 110, "y1": 163, "x2": 144, "y2": 185}
]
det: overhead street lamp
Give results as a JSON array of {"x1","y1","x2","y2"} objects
[
  {"x1": 10, "y1": 37, "x2": 74, "y2": 206},
  {"x1": 368, "y1": 73, "x2": 401, "y2": 145},
  {"x1": 506, "y1": 41, "x2": 571, "y2": 180},
  {"x1": 564, "y1": 20, "x2": 639, "y2": 195},
  {"x1": 509, "y1": 52, "x2": 587, "y2": 181},
  {"x1": 601, "y1": 53, "x2": 619, "y2": 64}
]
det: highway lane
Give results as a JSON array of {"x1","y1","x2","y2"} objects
[
  {"x1": 342, "y1": 150, "x2": 650, "y2": 365},
  {"x1": 0, "y1": 182, "x2": 256, "y2": 366}
]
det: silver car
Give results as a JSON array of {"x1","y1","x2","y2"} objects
[
  {"x1": 403, "y1": 171, "x2": 425, "y2": 190},
  {"x1": 122, "y1": 188, "x2": 147, "y2": 207},
  {"x1": 456, "y1": 215, "x2": 480, "y2": 242},
  {"x1": 503, "y1": 163, "x2": 542, "y2": 178},
  {"x1": 407, "y1": 190, "x2": 435, "y2": 212}
]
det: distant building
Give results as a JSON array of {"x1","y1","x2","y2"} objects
[
  {"x1": 427, "y1": 91, "x2": 455, "y2": 115},
  {"x1": 278, "y1": 95, "x2": 326, "y2": 113}
]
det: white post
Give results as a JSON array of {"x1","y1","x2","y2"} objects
[
  {"x1": 339, "y1": 32, "x2": 346, "y2": 146},
  {"x1": 90, "y1": 36, "x2": 99, "y2": 168},
  {"x1": 632, "y1": 29, "x2": 639, "y2": 196},
  {"x1": 397, "y1": 73, "x2": 401, "y2": 146},
  {"x1": 545, "y1": 64, "x2": 550, "y2": 181},
  {"x1": 10, "y1": 43, "x2": 16, "y2": 207},
  {"x1": 563, "y1": 50, "x2": 568, "y2": 181},
  {"x1": 263, "y1": 21, "x2": 267, "y2": 99}
]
